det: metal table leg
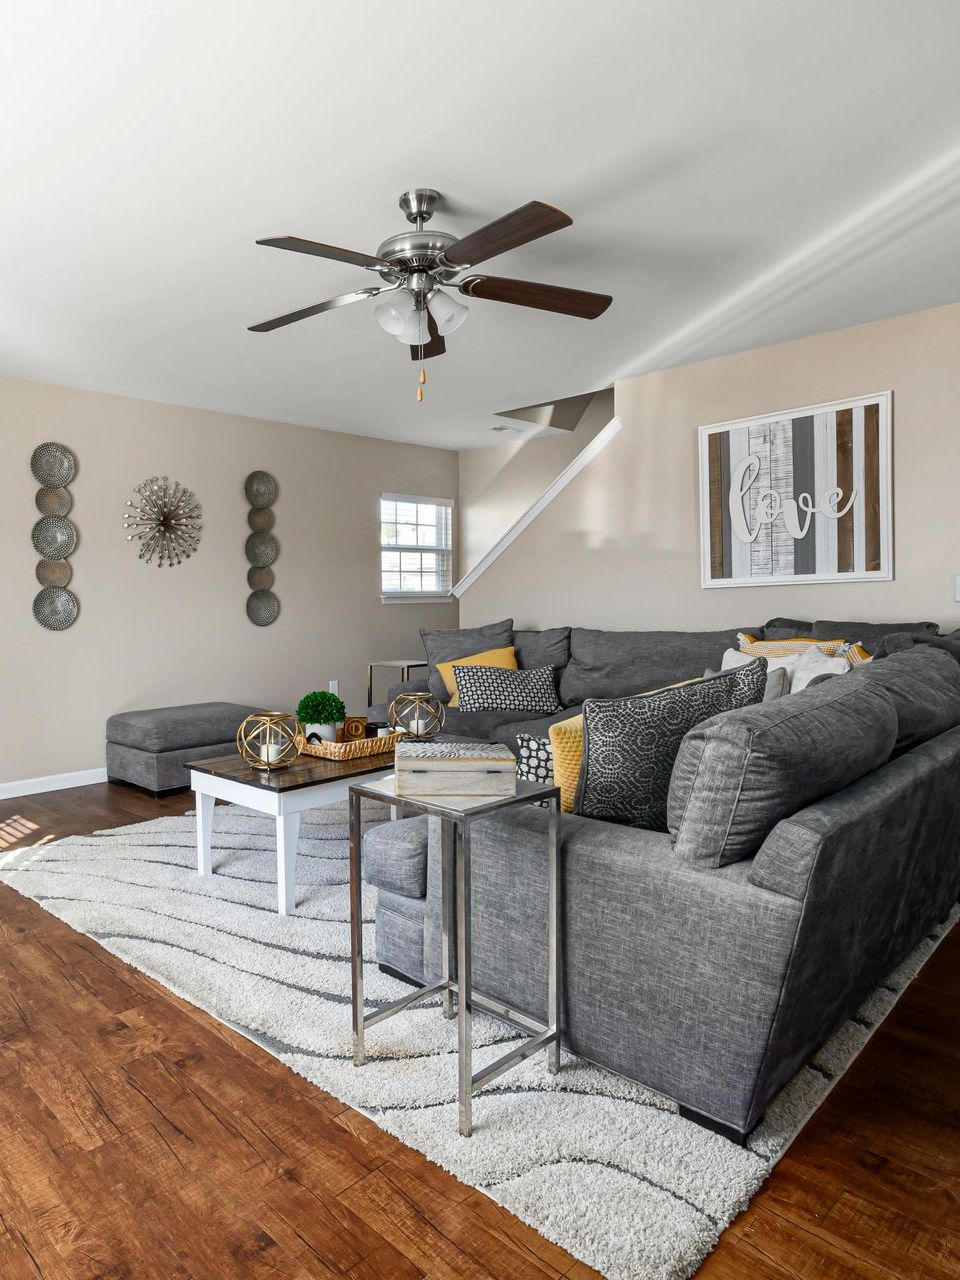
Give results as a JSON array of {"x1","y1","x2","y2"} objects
[
  {"x1": 456, "y1": 817, "x2": 473, "y2": 1137},
  {"x1": 349, "y1": 788, "x2": 365, "y2": 1066},
  {"x1": 441, "y1": 817, "x2": 456, "y2": 1020},
  {"x1": 547, "y1": 794, "x2": 561, "y2": 1073}
]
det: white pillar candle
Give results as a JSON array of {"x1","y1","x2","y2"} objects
[
  {"x1": 260, "y1": 741, "x2": 282, "y2": 763},
  {"x1": 409, "y1": 718, "x2": 428, "y2": 737}
]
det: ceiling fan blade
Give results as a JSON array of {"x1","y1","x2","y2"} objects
[
  {"x1": 438, "y1": 201, "x2": 572, "y2": 270},
  {"x1": 410, "y1": 312, "x2": 446, "y2": 361},
  {"x1": 248, "y1": 286, "x2": 386, "y2": 332},
  {"x1": 458, "y1": 275, "x2": 612, "y2": 319},
  {"x1": 256, "y1": 235, "x2": 391, "y2": 272}
]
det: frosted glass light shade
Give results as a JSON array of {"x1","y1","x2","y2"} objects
[
  {"x1": 375, "y1": 288, "x2": 416, "y2": 336},
  {"x1": 427, "y1": 288, "x2": 469, "y2": 335},
  {"x1": 397, "y1": 309, "x2": 431, "y2": 346}
]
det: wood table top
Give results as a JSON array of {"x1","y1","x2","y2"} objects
[{"x1": 185, "y1": 750, "x2": 395, "y2": 792}]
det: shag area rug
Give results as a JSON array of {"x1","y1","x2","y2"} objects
[{"x1": 1, "y1": 799, "x2": 954, "y2": 1280}]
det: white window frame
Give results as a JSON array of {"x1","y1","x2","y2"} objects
[{"x1": 379, "y1": 492, "x2": 454, "y2": 604}]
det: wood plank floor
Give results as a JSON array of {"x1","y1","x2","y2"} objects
[{"x1": 0, "y1": 782, "x2": 958, "y2": 1280}]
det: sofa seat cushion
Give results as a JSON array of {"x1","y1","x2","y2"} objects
[
  {"x1": 668, "y1": 678, "x2": 898, "y2": 867},
  {"x1": 851, "y1": 646, "x2": 960, "y2": 753},
  {"x1": 559, "y1": 628, "x2": 759, "y2": 705},
  {"x1": 439, "y1": 707, "x2": 536, "y2": 740},
  {"x1": 493, "y1": 705, "x2": 584, "y2": 755},
  {"x1": 420, "y1": 618, "x2": 514, "y2": 700},
  {"x1": 363, "y1": 815, "x2": 429, "y2": 899},
  {"x1": 106, "y1": 702, "x2": 262, "y2": 752},
  {"x1": 575, "y1": 660, "x2": 767, "y2": 831}
]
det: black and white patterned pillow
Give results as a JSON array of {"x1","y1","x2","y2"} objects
[
  {"x1": 574, "y1": 658, "x2": 767, "y2": 831},
  {"x1": 517, "y1": 733, "x2": 553, "y2": 807},
  {"x1": 453, "y1": 663, "x2": 560, "y2": 714}
]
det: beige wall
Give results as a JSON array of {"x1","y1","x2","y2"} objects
[
  {"x1": 459, "y1": 303, "x2": 960, "y2": 634},
  {"x1": 458, "y1": 392, "x2": 613, "y2": 575},
  {"x1": 2, "y1": 377, "x2": 458, "y2": 785}
]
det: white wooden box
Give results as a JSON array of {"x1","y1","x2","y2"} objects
[{"x1": 394, "y1": 740, "x2": 517, "y2": 797}]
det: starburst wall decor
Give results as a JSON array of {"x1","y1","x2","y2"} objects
[{"x1": 123, "y1": 476, "x2": 202, "y2": 567}]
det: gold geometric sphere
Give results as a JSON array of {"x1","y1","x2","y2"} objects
[
  {"x1": 388, "y1": 692, "x2": 445, "y2": 741},
  {"x1": 237, "y1": 712, "x2": 305, "y2": 770}
]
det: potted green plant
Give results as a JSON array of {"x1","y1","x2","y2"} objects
[{"x1": 296, "y1": 690, "x2": 346, "y2": 743}]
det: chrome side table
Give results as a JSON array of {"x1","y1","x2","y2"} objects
[{"x1": 348, "y1": 776, "x2": 562, "y2": 1136}]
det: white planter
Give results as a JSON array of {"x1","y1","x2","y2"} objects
[{"x1": 304, "y1": 722, "x2": 339, "y2": 742}]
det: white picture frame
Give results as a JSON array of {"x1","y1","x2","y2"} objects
[{"x1": 698, "y1": 391, "x2": 893, "y2": 589}]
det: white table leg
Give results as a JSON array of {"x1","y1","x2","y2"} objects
[
  {"x1": 276, "y1": 811, "x2": 301, "y2": 914},
  {"x1": 196, "y1": 791, "x2": 215, "y2": 876}
]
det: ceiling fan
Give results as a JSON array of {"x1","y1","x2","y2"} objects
[{"x1": 249, "y1": 188, "x2": 612, "y2": 398}]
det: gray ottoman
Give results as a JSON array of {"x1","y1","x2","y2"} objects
[{"x1": 106, "y1": 701, "x2": 262, "y2": 796}]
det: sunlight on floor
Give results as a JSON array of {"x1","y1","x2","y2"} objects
[{"x1": 0, "y1": 815, "x2": 40, "y2": 851}]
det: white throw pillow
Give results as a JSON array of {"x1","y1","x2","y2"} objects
[
  {"x1": 720, "y1": 646, "x2": 848, "y2": 693},
  {"x1": 789, "y1": 646, "x2": 851, "y2": 691}
]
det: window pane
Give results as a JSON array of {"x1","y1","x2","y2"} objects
[
  {"x1": 397, "y1": 523, "x2": 417, "y2": 545},
  {"x1": 421, "y1": 570, "x2": 438, "y2": 592},
  {"x1": 396, "y1": 502, "x2": 418, "y2": 524},
  {"x1": 420, "y1": 552, "x2": 436, "y2": 571},
  {"x1": 401, "y1": 571, "x2": 422, "y2": 591},
  {"x1": 400, "y1": 551, "x2": 421, "y2": 572},
  {"x1": 380, "y1": 522, "x2": 397, "y2": 546},
  {"x1": 380, "y1": 499, "x2": 396, "y2": 522},
  {"x1": 381, "y1": 551, "x2": 400, "y2": 572},
  {"x1": 381, "y1": 572, "x2": 400, "y2": 592},
  {"x1": 417, "y1": 523, "x2": 436, "y2": 546}
]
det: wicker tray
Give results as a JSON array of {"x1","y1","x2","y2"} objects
[{"x1": 301, "y1": 732, "x2": 399, "y2": 761}]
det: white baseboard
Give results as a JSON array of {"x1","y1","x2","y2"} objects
[{"x1": 0, "y1": 767, "x2": 108, "y2": 801}]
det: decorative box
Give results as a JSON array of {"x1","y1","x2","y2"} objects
[{"x1": 394, "y1": 740, "x2": 517, "y2": 797}]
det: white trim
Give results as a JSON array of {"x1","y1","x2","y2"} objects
[
  {"x1": 381, "y1": 492, "x2": 453, "y2": 507},
  {"x1": 452, "y1": 416, "x2": 623, "y2": 598},
  {"x1": 381, "y1": 592, "x2": 454, "y2": 605},
  {"x1": 698, "y1": 392, "x2": 892, "y2": 589},
  {"x1": 0, "y1": 767, "x2": 108, "y2": 801}
]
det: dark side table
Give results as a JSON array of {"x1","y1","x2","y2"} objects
[{"x1": 348, "y1": 776, "x2": 561, "y2": 1136}]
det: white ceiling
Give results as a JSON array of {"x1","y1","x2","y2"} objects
[{"x1": 3, "y1": 1, "x2": 960, "y2": 449}]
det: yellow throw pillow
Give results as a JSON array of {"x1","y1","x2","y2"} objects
[
  {"x1": 738, "y1": 632, "x2": 848, "y2": 658},
  {"x1": 548, "y1": 714, "x2": 584, "y2": 813},
  {"x1": 436, "y1": 645, "x2": 518, "y2": 708}
]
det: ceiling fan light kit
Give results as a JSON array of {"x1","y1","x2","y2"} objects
[{"x1": 250, "y1": 187, "x2": 612, "y2": 402}]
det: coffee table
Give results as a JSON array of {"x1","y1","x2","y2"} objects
[
  {"x1": 348, "y1": 775, "x2": 562, "y2": 1136},
  {"x1": 186, "y1": 751, "x2": 395, "y2": 915}
]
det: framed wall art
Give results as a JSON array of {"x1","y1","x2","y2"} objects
[{"x1": 698, "y1": 391, "x2": 892, "y2": 589}]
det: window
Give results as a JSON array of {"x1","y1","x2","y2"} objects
[{"x1": 380, "y1": 493, "x2": 454, "y2": 602}]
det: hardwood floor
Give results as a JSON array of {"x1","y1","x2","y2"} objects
[{"x1": 0, "y1": 782, "x2": 958, "y2": 1280}]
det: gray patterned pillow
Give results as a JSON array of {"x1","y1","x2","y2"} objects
[
  {"x1": 573, "y1": 659, "x2": 768, "y2": 830},
  {"x1": 454, "y1": 663, "x2": 560, "y2": 714},
  {"x1": 517, "y1": 733, "x2": 553, "y2": 806}
]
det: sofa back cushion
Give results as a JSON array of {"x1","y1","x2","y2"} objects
[
  {"x1": 420, "y1": 618, "x2": 513, "y2": 700},
  {"x1": 559, "y1": 627, "x2": 758, "y2": 705},
  {"x1": 667, "y1": 678, "x2": 898, "y2": 867},
  {"x1": 850, "y1": 645, "x2": 960, "y2": 753},
  {"x1": 811, "y1": 619, "x2": 939, "y2": 653},
  {"x1": 513, "y1": 627, "x2": 571, "y2": 672}
]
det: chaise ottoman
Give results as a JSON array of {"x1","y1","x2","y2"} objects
[{"x1": 105, "y1": 701, "x2": 262, "y2": 796}]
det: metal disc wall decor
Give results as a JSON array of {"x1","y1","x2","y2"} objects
[
  {"x1": 243, "y1": 472, "x2": 279, "y2": 625},
  {"x1": 246, "y1": 589, "x2": 280, "y2": 626},
  {"x1": 32, "y1": 515, "x2": 78, "y2": 560},
  {"x1": 31, "y1": 441, "x2": 77, "y2": 488},
  {"x1": 36, "y1": 559, "x2": 73, "y2": 588},
  {"x1": 35, "y1": 486, "x2": 73, "y2": 516},
  {"x1": 244, "y1": 470, "x2": 278, "y2": 509},
  {"x1": 245, "y1": 529, "x2": 279, "y2": 568},
  {"x1": 30, "y1": 443, "x2": 79, "y2": 629},
  {"x1": 247, "y1": 506, "x2": 275, "y2": 532},
  {"x1": 33, "y1": 585, "x2": 79, "y2": 631},
  {"x1": 123, "y1": 476, "x2": 202, "y2": 567}
]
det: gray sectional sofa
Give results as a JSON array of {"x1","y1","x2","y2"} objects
[{"x1": 364, "y1": 618, "x2": 960, "y2": 1141}]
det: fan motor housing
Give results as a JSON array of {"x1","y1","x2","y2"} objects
[{"x1": 375, "y1": 229, "x2": 460, "y2": 281}]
